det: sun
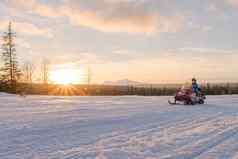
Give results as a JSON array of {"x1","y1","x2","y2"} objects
[{"x1": 50, "y1": 69, "x2": 81, "y2": 85}]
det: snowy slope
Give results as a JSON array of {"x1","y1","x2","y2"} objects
[{"x1": 1, "y1": 95, "x2": 238, "y2": 159}]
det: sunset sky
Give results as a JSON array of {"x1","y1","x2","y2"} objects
[{"x1": 1, "y1": 0, "x2": 238, "y2": 84}]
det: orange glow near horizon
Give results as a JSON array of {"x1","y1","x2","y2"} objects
[{"x1": 50, "y1": 69, "x2": 83, "y2": 85}]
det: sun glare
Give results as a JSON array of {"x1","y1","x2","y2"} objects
[{"x1": 50, "y1": 69, "x2": 82, "y2": 85}]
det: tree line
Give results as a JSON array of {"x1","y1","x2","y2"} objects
[
  {"x1": 0, "y1": 22, "x2": 50, "y2": 93},
  {"x1": 1, "y1": 82, "x2": 237, "y2": 96}
]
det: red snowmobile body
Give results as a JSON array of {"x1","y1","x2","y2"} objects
[{"x1": 169, "y1": 88, "x2": 206, "y2": 105}]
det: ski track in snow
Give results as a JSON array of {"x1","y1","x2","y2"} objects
[{"x1": 1, "y1": 94, "x2": 238, "y2": 158}]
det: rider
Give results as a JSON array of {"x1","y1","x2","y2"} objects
[{"x1": 192, "y1": 78, "x2": 200, "y2": 95}]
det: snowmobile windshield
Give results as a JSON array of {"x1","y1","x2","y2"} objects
[{"x1": 181, "y1": 84, "x2": 191, "y2": 90}]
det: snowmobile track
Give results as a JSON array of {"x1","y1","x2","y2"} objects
[{"x1": 1, "y1": 95, "x2": 238, "y2": 159}]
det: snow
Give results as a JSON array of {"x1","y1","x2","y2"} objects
[{"x1": 1, "y1": 94, "x2": 238, "y2": 159}]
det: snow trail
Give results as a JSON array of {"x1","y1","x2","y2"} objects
[{"x1": 1, "y1": 94, "x2": 238, "y2": 159}]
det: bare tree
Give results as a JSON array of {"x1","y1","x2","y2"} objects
[
  {"x1": 87, "y1": 66, "x2": 92, "y2": 85},
  {"x1": 0, "y1": 22, "x2": 21, "y2": 91},
  {"x1": 22, "y1": 61, "x2": 34, "y2": 84},
  {"x1": 41, "y1": 59, "x2": 49, "y2": 84}
]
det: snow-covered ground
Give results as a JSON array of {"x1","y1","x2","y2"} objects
[{"x1": 1, "y1": 94, "x2": 238, "y2": 159}]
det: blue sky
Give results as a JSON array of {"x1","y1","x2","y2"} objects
[{"x1": 1, "y1": 0, "x2": 238, "y2": 83}]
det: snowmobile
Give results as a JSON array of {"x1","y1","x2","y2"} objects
[{"x1": 168, "y1": 87, "x2": 206, "y2": 105}]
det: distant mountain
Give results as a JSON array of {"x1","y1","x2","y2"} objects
[
  {"x1": 103, "y1": 79, "x2": 144, "y2": 86},
  {"x1": 103, "y1": 79, "x2": 184, "y2": 88}
]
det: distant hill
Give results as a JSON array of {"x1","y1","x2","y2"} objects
[
  {"x1": 104, "y1": 79, "x2": 235, "y2": 88},
  {"x1": 103, "y1": 79, "x2": 184, "y2": 88},
  {"x1": 103, "y1": 79, "x2": 144, "y2": 86}
]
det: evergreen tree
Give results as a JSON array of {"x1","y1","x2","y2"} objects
[{"x1": 0, "y1": 22, "x2": 21, "y2": 91}]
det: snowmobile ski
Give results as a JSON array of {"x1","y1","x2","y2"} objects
[{"x1": 168, "y1": 100, "x2": 176, "y2": 105}]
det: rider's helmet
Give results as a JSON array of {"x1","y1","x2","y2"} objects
[{"x1": 192, "y1": 78, "x2": 197, "y2": 83}]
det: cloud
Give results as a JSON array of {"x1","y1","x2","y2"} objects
[
  {"x1": 207, "y1": 3, "x2": 218, "y2": 11},
  {"x1": 227, "y1": 0, "x2": 238, "y2": 7},
  {"x1": 50, "y1": 52, "x2": 104, "y2": 66},
  {"x1": 62, "y1": 0, "x2": 184, "y2": 34},
  {"x1": 4, "y1": 0, "x2": 184, "y2": 34},
  {"x1": 187, "y1": 22, "x2": 212, "y2": 32},
  {"x1": 0, "y1": 21, "x2": 53, "y2": 38},
  {"x1": 177, "y1": 47, "x2": 237, "y2": 55},
  {"x1": 4, "y1": 0, "x2": 61, "y2": 18},
  {"x1": 15, "y1": 38, "x2": 31, "y2": 49}
]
